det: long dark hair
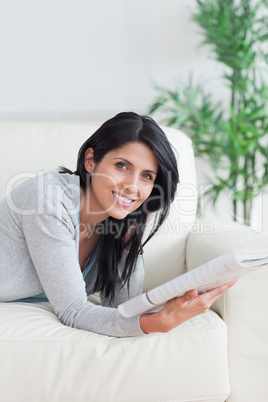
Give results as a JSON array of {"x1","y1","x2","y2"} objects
[{"x1": 61, "y1": 112, "x2": 179, "y2": 301}]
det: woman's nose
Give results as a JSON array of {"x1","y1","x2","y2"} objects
[{"x1": 122, "y1": 174, "x2": 140, "y2": 194}]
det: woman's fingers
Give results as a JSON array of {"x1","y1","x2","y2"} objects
[
  {"x1": 198, "y1": 278, "x2": 239, "y2": 301},
  {"x1": 177, "y1": 278, "x2": 239, "y2": 305},
  {"x1": 182, "y1": 289, "x2": 198, "y2": 302},
  {"x1": 186, "y1": 278, "x2": 240, "y2": 313},
  {"x1": 140, "y1": 279, "x2": 239, "y2": 334},
  {"x1": 169, "y1": 278, "x2": 239, "y2": 315}
]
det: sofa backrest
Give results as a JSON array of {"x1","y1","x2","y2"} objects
[{"x1": 0, "y1": 122, "x2": 197, "y2": 290}]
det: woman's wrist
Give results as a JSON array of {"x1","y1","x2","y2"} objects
[
  {"x1": 139, "y1": 311, "x2": 168, "y2": 334},
  {"x1": 139, "y1": 313, "x2": 155, "y2": 334}
]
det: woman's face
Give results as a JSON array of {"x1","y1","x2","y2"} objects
[{"x1": 84, "y1": 141, "x2": 158, "y2": 221}]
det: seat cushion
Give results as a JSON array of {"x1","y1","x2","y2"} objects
[{"x1": 0, "y1": 302, "x2": 230, "y2": 402}]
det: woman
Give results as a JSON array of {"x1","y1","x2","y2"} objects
[{"x1": 0, "y1": 112, "x2": 237, "y2": 337}]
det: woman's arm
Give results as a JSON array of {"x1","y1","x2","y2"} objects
[
  {"x1": 22, "y1": 211, "x2": 147, "y2": 337},
  {"x1": 15, "y1": 173, "x2": 145, "y2": 338},
  {"x1": 140, "y1": 279, "x2": 238, "y2": 333}
]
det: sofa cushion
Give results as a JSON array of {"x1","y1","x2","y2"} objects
[
  {"x1": 186, "y1": 219, "x2": 268, "y2": 402},
  {"x1": 0, "y1": 301, "x2": 230, "y2": 402}
]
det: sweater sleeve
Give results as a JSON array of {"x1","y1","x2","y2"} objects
[{"x1": 21, "y1": 209, "x2": 146, "y2": 338}]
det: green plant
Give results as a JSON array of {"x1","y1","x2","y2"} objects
[{"x1": 149, "y1": 0, "x2": 268, "y2": 225}]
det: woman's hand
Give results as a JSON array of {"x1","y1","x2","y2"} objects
[{"x1": 139, "y1": 279, "x2": 239, "y2": 334}]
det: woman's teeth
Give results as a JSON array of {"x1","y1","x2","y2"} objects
[{"x1": 113, "y1": 192, "x2": 133, "y2": 204}]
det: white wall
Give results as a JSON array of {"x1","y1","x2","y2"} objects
[
  {"x1": 0, "y1": 0, "x2": 228, "y2": 117},
  {"x1": 0, "y1": 0, "x2": 267, "y2": 232}
]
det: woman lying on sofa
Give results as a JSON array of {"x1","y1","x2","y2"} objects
[{"x1": 0, "y1": 112, "x2": 237, "y2": 337}]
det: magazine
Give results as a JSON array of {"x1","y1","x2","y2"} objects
[{"x1": 118, "y1": 250, "x2": 268, "y2": 318}]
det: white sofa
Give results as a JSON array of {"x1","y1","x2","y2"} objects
[{"x1": 0, "y1": 122, "x2": 267, "y2": 402}]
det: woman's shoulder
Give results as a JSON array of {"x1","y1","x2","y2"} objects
[
  {"x1": 46, "y1": 170, "x2": 81, "y2": 212},
  {"x1": 5, "y1": 170, "x2": 80, "y2": 213},
  {"x1": 43, "y1": 169, "x2": 79, "y2": 184},
  {"x1": 7, "y1": 170, "x2": 78, "y2": 194},
  {"x1": 43, "y1": 170, "x2": 80, "y2": 192}
]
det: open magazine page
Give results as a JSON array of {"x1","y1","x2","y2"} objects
[{"x1": 118, "y1": 251, "x2": 268, "y2": 318}]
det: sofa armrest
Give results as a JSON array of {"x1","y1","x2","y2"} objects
[{"x1": 186, "y1": 219, "x2": 268, "y2": 402}]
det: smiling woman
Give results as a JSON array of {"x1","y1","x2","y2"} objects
[
  {"x1": 0, "y1": 112, "x2": 237, "y2": 337},
  {"x1": 68, "y1": 112, "x2": 179, "y2": 308},
  {"x1": 82, "y1": 142, "x2": 158, "y2": 221}
]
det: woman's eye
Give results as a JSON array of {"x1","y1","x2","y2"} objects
[
  {"x1": 116, "y1": 162, "x2": 127, "y2": 170},
  {"x1": 143, "y1": 173, "x2": 153, "y2": 180}
]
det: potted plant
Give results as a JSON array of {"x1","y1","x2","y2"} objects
[{"x1": 149, "y1": 0, "x2": 268, "y2": 225}]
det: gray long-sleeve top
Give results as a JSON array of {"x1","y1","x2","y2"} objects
[{"x1": 0, "y1": 171, "x2": 145, "y2": 337}]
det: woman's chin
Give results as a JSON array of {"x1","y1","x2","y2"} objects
[{"x1": 108, "y1": 210, "x2": 129, "y2": 220}]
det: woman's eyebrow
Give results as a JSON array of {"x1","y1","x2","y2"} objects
[{"x1": 113, "y1": 157, "x2": 157, "y2": 175}]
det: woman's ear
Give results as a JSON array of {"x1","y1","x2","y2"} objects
[{"x1": 84, "y1": 148, "x2": 96, "y2": 173}]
